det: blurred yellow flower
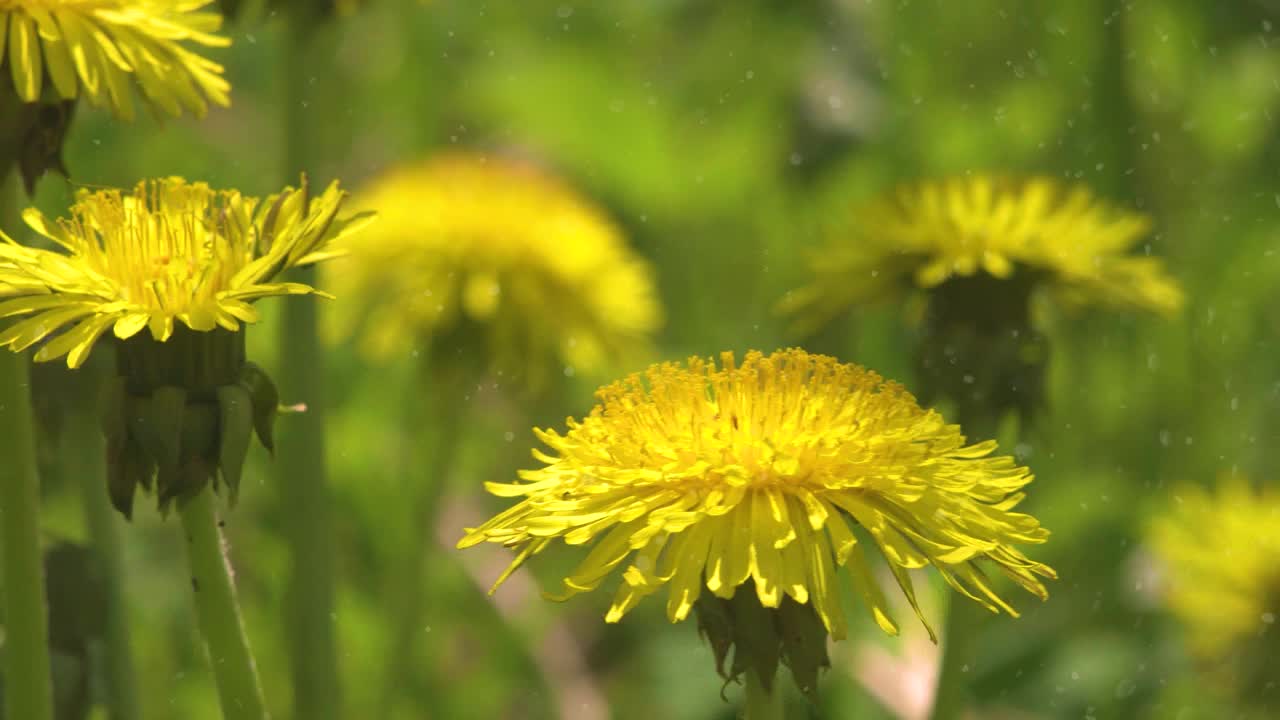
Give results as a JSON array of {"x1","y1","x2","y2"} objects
[
  {"x1": 459, "y1": 349, "x2": 1054, "y2": 689},
  {"x1": 0, "y1": 176, "x2": 372, "y2": 368},
  {"x1": 781, "y1": 175, "x2": 1183, "y2": 335},
  {"x1": 0, "y1": 0, "x2": 230, "y2": 119},
  {"x1": 328, "y1": 152, "x2": 661, "y2": 380},
  {"x1": 1149, "y1": 479, "x2": 1280, "y2": 679}
]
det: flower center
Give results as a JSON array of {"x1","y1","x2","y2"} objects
[{"x1": 62, "y1": 182, "x2": 250, "y2": 316}]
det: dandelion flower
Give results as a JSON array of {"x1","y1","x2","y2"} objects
[
  {"x1": 0, "y1": 176, "x2": 373, "y2": 515},
  {"x1": 782, "y1": 175, "x2": 1182, "y2": 331},
  {"x1": 459, "y1": 349, "x2": 1055, "y2": 694},
  {"x1": 0, "y1": 177, "x2": 368, "y2": 367},
  {"x1": 0, "y1": 1, "x2": 231, "y2": 191},
  {"x1": 781, "y1": 176, "x2": 1183, "y2": 429},
  {"x1": 0, "y1": 0, "x2": 230, "y2": 118},
  {"x1": 1149, "y1": 478, "x2": 1280, "y2": 695},
  {"x1": 327, "y1": 152, "x2": 661, "y2": 383}
]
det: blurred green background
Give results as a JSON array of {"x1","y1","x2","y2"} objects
[{"x1": 15, "y1": 0, "x2": 1280, "y2": 718}]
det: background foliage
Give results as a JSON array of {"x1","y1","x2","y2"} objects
[{"x1": 16, "y1": 0, "x2": 1280, "y2": 718}]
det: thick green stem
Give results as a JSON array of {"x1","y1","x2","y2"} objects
[
  {"x1": 743, "y1": 667, "x2": 784, "y2": 720},
  {"x1": 180, "y1": 488, "x2": 268, "y2": 720},
  {"x1": 928, "y1": 592, "x2": 984, "y2": 720},
  {"x1": 69, "y1": 407, "x2": 141, "y2": 720},
  {"x1": 277, "y1": 11, "x2": 341, "y2": 720},
  {"x1": 0, "y1": 170, "x2": 54, "y2": 720}
]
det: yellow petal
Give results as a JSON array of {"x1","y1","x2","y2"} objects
[
  {"x1": 665, "y1": 521, "x2": 712, "y2": 622},
  {"x1": 28, "y1": 9, "x2": 76, "y2": 99},
  {"x1": 10, "y1": 12, "x2": 41, "y2": 102},
  {"x1": 0, "y1": 303, "x2": 97, "y2": 352},
  {"x1": 34, "y1": 313, "x2": 115, "y2": 368}
]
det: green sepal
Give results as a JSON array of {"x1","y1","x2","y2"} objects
[
  {"x1": 155, "y1": 462, "x2": 184, "y2": 516},
  {"x1": 728, "y1": 587, "x2": 781, "y2": 693},
  {"x1": 157, "y1": 403, "x2": 218, "y2": 513},
  {"x1": 694, "y1": 594, "x2": 735, "y2": 684},
  {"x1": 778, "y1": 596, "x2": 831, "y2": 701},
  {"x1": 239, "y1": 362, "x2": 279, "y2": 454},
  {"x1": 130, "y1": 385, "x2": 187, "y2": 472},
  {"x1": 216, "y1": 384, "x2": 255, "y2": 504},
  {"x1": 106, "y1": 434, "x2": 150, "y2": 520},
  {"x1": 180, "y1": 401, "x2": 219, "y2": 459},
  {"x1": 101, "y1": 377, "x2": 133, "y2": 517},
  {"x1": 99, "y1": 376, "x2": 127, "y2": 444}
]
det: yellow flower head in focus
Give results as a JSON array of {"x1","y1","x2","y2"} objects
[
  {"x1": 781, "y1": 175, "x2": 1184, "y2": 336},
  {"x1": 0, "y1": 176, "x2": 373, "y2": 368},
  {"x1": 328, "y1": 152, "x2": 662, "y2": 381},
  {"x1": 0, "y1": 0, "x2": 231, "y2": 119},
  {"x1": 1149, "y1": 479, "x2": 1280, "y2": 692},
  {"x1": 459, "y1": 349, "x2": 1055, "y2": 691}
]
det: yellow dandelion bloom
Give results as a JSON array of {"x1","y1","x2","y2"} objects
[
  {"x1": 0, "y1": 0, "x2": 230, "y2": 119},
  {"x1": 1149, "y1": 478, "x2": 1280, "y2": 686},
  {"x1": 0, "y1": 176, "x2": 373, "y2": 368},
  {"x1": 781, "y1": 175, "x2": 1183, "y2": 335},
  {"x1": 459, "y1": 349, "x2": 1054, "y2": 656},
  {"x1": 327, "y1": 152, "x2": 661, "y2": 380}
]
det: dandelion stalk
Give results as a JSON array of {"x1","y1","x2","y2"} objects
[
  {"x1": 68, "y1": 399, "x2": 141, "y2": 720},
  {"x1": 381, "y1": 363, "x2": 465, "y2": 714},
  {"x1": 277, "y1": 9, "x2": 340, "y2": 720},
  {"x1": 929, "y1": 406, "x2": 1013, "y2": 720},
  {"x1": 381, "y1": 362, "x2": 558, "y2": 716},
  {"x1": 180, "y1": 488, "x2": 268, "y2": 720},
  {"x1": 929, "y1": 595, "x2": 983, "y2": 720},
  {"x1": 743, "y1": 668, "x2": 784, "y2": 720},
  {"x1": 0, "y1": 168, "x2": 54, "y2": 720}
]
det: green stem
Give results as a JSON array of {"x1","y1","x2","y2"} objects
[
  {"x1": 379, "y1": 363, "x2": 465, "y2": 715},
  {"x1": 743, "y1": 667, "x2": 784, "y2": 720},
  {"x1": 69, "y1": 406, "x2": 141, "y2": 720},
  {"x1": 928, "y1": 592, "x2": 984, "y2": 720},
  {"x1": 278, "y1": 10, "x2": 341, "y2": 720},
  {"x1": 180, "y1": 488, "x2": 269, "y2": 720},
  {"x1": 927, "y1": 413, "x2": 997, "y2": 720},
  {"x1": 0, "y1": 170, "x2": 54, "y2": 720}
]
